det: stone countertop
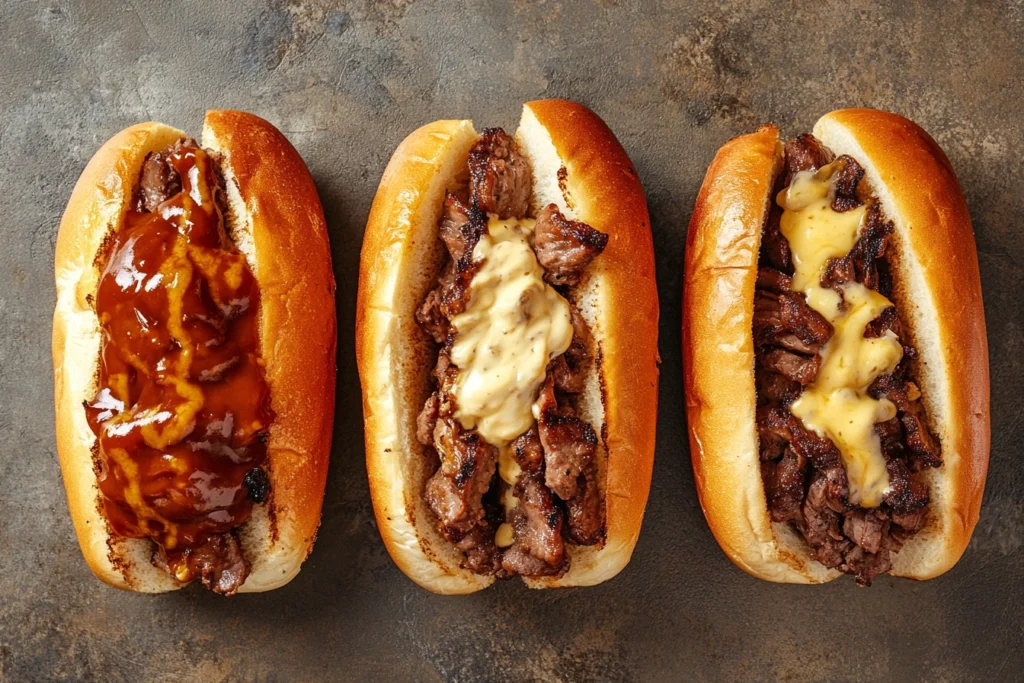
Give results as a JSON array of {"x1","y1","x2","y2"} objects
[{"x1": 1, "y1": 1, "x2": 1021, "y2": 680}]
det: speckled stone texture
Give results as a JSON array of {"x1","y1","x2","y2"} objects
[{"x1": 1, "y1": 1, "x2": 1021, "y2": 680}]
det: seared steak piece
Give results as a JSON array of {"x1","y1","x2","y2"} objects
[
  {"x1": 468, "y1": 128, "x2": 532, "y2": 219},
  {"x1": 416, "y1": 288, "x2": 448, "y2": 344},
  {"x1": 438, "y1": 192, "x2": 487, "y2": 268},
  {"x1": 416, "y1": 392, "x2": 439, "y2": 446},
  {"x1": 565, "y1": 460, "x2": 604, "y2": 545},
  {"x1": 535, "y1": 376, "x2": 597, "y2": 501},
  {"x1": 136, "y1": 143, "x2": 185, "y2": 212},
  {"x1": 511, "y1": 427, "x2": 544, "y2": 474},
  {"x1": 533, "y1": 204, "x2": 609, "y2": 286},
  {"x1": 831, "y1": 155, "x2": 866, "y2": 212},
  {"x1": 501, "y1": 475, "x2": 566, "y2": 576},
  {"x1": 425, "y1": 408, "x2": 499, "y2": 537},
  {"x1": 155, "y1": 532, "x2": 249, "y2": 596},
  {"x1": 782, "y1": 133, "x2": 834, "y2": 185},
  {"x1": 763, "y1": 448, "x2": 805, "y2": 522}
]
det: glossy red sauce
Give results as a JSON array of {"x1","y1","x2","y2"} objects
[{"x1": 85, "y1": 142, "x2": 272, "y2": 581}]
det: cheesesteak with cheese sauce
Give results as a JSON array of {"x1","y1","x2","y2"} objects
[
  {"x1": 756, "y1": 134, "x2": 942, "y2": 586},
  {"x1": 414, "y1": 128, "x2": 608, "y2": 578}
]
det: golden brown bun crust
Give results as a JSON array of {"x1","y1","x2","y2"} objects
[
  {"x1": 203, "y1": 110, "x2": 337, "y2": 592},
  {"x1": 358, "y1": 101, "x2": 658, "y2": 592},
  {"x1": 358, "y1": 119, "x2": 490, "y2": 594},
  {"x1": 521, "y1": 99, "x2": 659, "y2": 588},
  {"x1": 684, "y1": 111, "x2": 990, "y2": 583},
  {"x1": 53, "y1": 112, "x2": 335, "y2": 592},
  {"x1": 683, "y1": 126, "x2": 832, "y2": 583}
]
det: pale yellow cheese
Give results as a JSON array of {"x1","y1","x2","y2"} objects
[
  {"x1": 495, "y1": 523, "x2": 515, "y2": 548},
  {"x1": 450, "y1": 216, "x2": 573, "y2": 447},
  {"x1": 778, "y1": 165, "x2": 903, "y2": 508},
  {"x1": 498, "y1": 446, "x2": 522, "y2": 486}
]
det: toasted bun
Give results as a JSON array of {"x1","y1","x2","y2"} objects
[
  {"x1": 53, "y1": 111, "x2": 336, "y2": 593},
  {"x1": 684, "y1": 110, "x2": 989, "y2": 583},
  {"x1": 357, "y1": 100, "x2": 658, "y2": 593}
]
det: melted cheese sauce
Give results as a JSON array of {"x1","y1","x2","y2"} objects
[
  {"x1": 778, "y1": 165, "x2": 903, "y2": 507},
  {"x1": 450, "y1": 216, "x2": 573, "y2": 447}
]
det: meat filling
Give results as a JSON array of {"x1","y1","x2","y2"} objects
[
  {"x1": 756, "y1": 136, "x2": 942, "y2": 586},
  {"x1": 417, "y1": 127, "x2": 608, "y2": 577}
]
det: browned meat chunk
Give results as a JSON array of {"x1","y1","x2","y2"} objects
[
  {"x1": 783, "y1": 133, "x2": 835, "y2": 185},
  {"x1": 535, "y1": 377, "x2": 597, "y2": 501},
  {"x1": 843, "y1": 509, "x2": 890, "y2": 554},
  {"x1": 501, "y1": 475, "x2": 566, "y2": 576},
  {"x1": 891, "y1": 506, "x2": 928, "y2": 533},
  {"x1": 511, "y1": 427, "x2": 543, "y2": 474},
  {"x1": 754, "y1": 291, "x2": 832, "y2": 350},
  {"x1": 468, "y1": 128, "x2": 532, "y2": 219},
  {"x1": 864, "y1": 306, "x2": 901, "y2": 339},
  {"x1": 761, "y1": 210, "x2": 790, "y2": 271},
  {"x1": 416, "y1": 288, "x2": 448, "y2": 344},
  {"x1": 163, "y1": 533, "x2": 249, "y2": 596},
  {"x1": 821, "y1": 205, "x2": 893, "y2": 291},
  {"x1": 416, "y1": 392, "x2": 439, "y2": 446},
  {"x1": 438, "y1": 192, "x2": 487, "y2": 267},
  {"x1": 548, "y1": 355, "x2": 586, "y2": 394},
  {"x1": 831, "y1": 155, "x2": 865, "y2": 212},
  {"x1": 842, "y1": 545, "x2": 892, "y2": 587},
  {"x1": 533, "y1": 204, "x2": 609, "y2": 286},
  {"x1": 455, "y1": 523, "x2": 504, "y2": 575},
  {"x1": 762, "y1": 448, "x2": 805, "y2": 522},
  {"x1": 761, "y1": 348, "x2": 821, "y2": 385},
  {"x1": 565, "y1": 465, "x2": 604, "y2": 546},
  {"x1": 871, "y1": 375, "x2": 942, "y2": 471},
  {"x1": 756, "y1": 268, "x2": 793, "y2": 294},
  {"x1": 424, "y1": 411, "x2": 499, "y2": 536},
  {"x1": 137, "y1": 149, "x2": 183, "y2": 212}
]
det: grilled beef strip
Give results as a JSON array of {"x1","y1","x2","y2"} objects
[
  {"x1": 414, "y1": 127, "x2": 608, "y2": 577},
  {"x1": 755, "y1": 135, "x2": 943, "y2": 586}
]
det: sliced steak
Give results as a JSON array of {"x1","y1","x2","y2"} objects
[
  {"x1": 565, "y1": 460, "x2": 604, "y2": 545},
  {"x1": 455, "y1": 522, "x2": 504, "y2": 575},
  {"x1": 533, "y1": 204, "x2": 609, "y2": 286},
  {"x1": 425, "y1": 410, "x2": 499, "y2": 536},
  {"x1": 783, "y1": 133, "x2": 835, "y2": 185},
  {"x1": 502, "y1": 474, "x2": 566, "y2": 576},
  {"x1": 137, "y1": 148, "x2": 183, "y2": 213},
  {"x1": 831, "y1": 155, "x2": 865, "y2": 212},
  {"x1": 511, "y1": 427, "x2": 543, "y2": 474},
  {"x1": 416, "y1": 288, "x2": 448, "y2": 344},
  {"x1": 754, "y1": 291, "x2": 833, "y2": 350},
  {"x1": 416, "y1": 392, "x2": 439, "y2": 446},
  {"x1": 871, "y1": 374, "x2": 942, "y2": 471},
  {"x1": 762, "y1": 448, "x2": 805, "y2": 522},
  {"x1": 843, "y1": 509, "x2": 890, "y2": 554},
  {"x1": 171, "y1": 532, "x2": 249, "y2": 596},
  {"x1": 468, "y1": 128, "x2": 532, "y2": 219},
  {"x1": 842, "y1": 545, "x2": 891, "y2": 587},
  {"x1": 438, "y1": 192, "x2": 487, "y2": 268},
  {"x1": 535, "y1": 376, "x2": 597, "y2": 501},
  {"x1": 761, "y1": 210, "x2": 791, "y2": 271},
  {"x1": 761, "y1": 348, "x2": 821, "y2": 385}
]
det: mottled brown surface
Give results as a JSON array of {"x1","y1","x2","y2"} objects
[{"x1": 1, "y1": 1, "x2": 1022, "y2": 680}]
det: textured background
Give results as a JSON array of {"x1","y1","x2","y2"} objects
[{"x1": 2, "y1": 1, "x2": 1022, "y2": 681}]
